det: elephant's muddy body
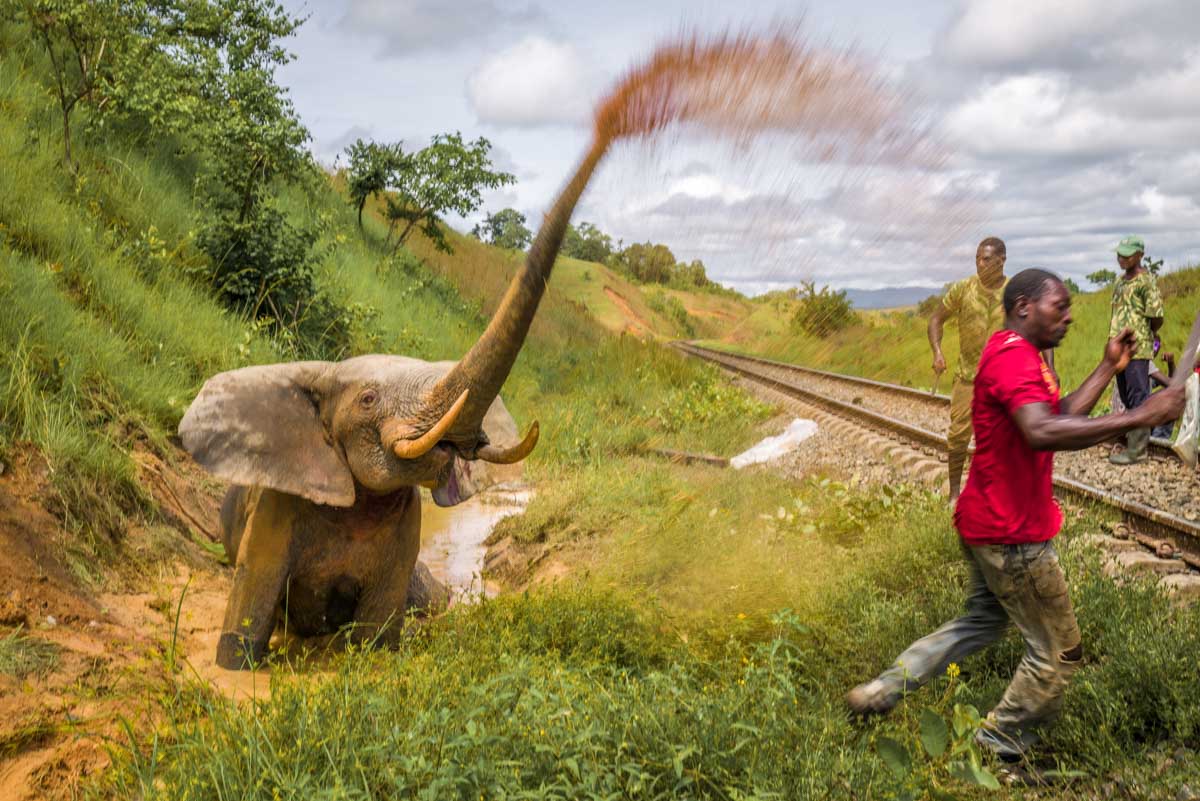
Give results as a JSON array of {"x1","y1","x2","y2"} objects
[
  {"x1": 182, "y1": 137, "x2": 611, "y2": 670},
  {"x1": 216, "y1": 484, "x2": 448, "y2": 668}
]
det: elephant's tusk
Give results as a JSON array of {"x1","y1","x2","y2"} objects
[
  {"x1": 391, "y1": 390, "x2": 469, "y2": 460},
  {"x1": 474, "y1": 421, "x2": 539, "y2": 464}
]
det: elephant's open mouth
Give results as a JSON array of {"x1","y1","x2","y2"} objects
[{"x1": 430, "y1": 447, "x2": 480, "y2": 508}]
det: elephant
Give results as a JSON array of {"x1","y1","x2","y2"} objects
[{"x1": 179, "y1": 137, "x2": 610, "y2": 670}]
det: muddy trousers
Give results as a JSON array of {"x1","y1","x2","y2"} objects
[
  {"x1": 946, "y1": 379, "x2": 974, "y2": 493},
  {"x1": 876, "y1": 541, "x2": 1082, "y2": 758}
]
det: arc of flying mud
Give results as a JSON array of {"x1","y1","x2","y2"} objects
[{"x1": 428, "y1": 23, "x2": 944, "y2": 436}]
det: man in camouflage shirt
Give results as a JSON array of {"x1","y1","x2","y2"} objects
[
  {"x1": 928, "y1": 237, "x2": 1007, "y2": 501},
  {"x1": 1108, "y1": 234, "x2": 1165, "y2": 465}
]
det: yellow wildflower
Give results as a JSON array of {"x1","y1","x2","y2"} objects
[{"x1": 947, "y1": 662, "x2": 960, "y2": 680}]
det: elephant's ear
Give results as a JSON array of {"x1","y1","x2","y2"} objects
[
  {"x1": 431, "y1": 395, "x2": 522, "y2": 508},
  {"x1": 179, "y1": 362, "x2": 356, "y2": 507}
]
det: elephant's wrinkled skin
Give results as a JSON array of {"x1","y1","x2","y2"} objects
[{"x1": 180, "y1": 138, "x2": 610, "y2": 669}]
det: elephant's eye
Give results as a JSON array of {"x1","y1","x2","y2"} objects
[{"x1": 359, "y1": 389, "x2": 378, "y2": 408}]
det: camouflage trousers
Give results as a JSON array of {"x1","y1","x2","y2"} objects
[
  {"x1": 947, "y1": 378, "x2": 974, "y2": 489},
  {"x1": 877, "y1": 540, "x2": 1082, "y2": 758}
]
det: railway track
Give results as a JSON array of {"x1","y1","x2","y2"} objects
[
  {"x1": 675, "y1": 341, "x2": 1200, "y2": 568},
  {"x1": 683, "y1": 343, "x2": 1178, "y2": 458}
]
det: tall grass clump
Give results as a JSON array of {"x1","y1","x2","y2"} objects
[
  {"x1": 97, "y1": 591, "x2": 895, "y2": 800},
  {"x1": 0, "y1": 627, "x2": 61, "y2": 679}
]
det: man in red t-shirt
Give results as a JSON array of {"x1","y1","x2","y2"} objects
[{"x1": 846, "y1": 269, "x2": 1183, "y2": 761}]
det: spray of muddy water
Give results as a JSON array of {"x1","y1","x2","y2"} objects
[
  {"x1": 429, "y1": 27, "x2": 970, "y2": 597},
  {"x1": 584, "y1": 24, "x2": 976, "y2": 291}
]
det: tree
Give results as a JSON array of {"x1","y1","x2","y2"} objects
[
  {"x1": 616, "y1": 241, "x2": 676, "y2": 284},
  {"x1": 562, "y1": 221, "x2": 615, "y2": 264},
  {"x1": 1086, "y1": 269, "x2": 1117, "y2": 287},
  {"x1": 791, "y1": 281, "x2": 857, "y2": 337},
  {"x1": 1063, "y1": 277, "x2": 1081, "y2": 294},
  {"x1": 22, "y1": 0, "x2": 126, "y2": 170},
  {"x1": 1143, "y1": 255, "x2": 1163, "y2": 275},
  {"x1": 383, "y1": 132, "x2": 515, "y2": 254},
  {"x1": 345, "y1": 140, "x2": 407, "y2": 229},
  {"x1": 472, "y1": 208, "x2": 532, "y2": 251},
  {"x1": 675, "y1": 259, "x2": 710, "y2": 288}
]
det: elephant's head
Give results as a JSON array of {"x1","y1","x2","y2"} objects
[{"x1": 179, "y1": 138, "x2": 610, "y2": 507}]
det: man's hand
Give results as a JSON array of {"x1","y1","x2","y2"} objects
[
  {"x1": 1135, "y1": 384, "x2": 1186, "y2": 427},
  {"x1": 1104, "y1": 328, "x2": 1137, "y2": 374},
  {"x1": 932, "y1": 350, "x2": 947, "y2": 375}
]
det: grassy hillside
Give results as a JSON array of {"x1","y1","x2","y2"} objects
[
  {"x1": 708, "y1": 272, "x2": 1200, "y2": 400},
  {"x1": 4, "y1": 16, "x2": 1200, "y2": 801}
]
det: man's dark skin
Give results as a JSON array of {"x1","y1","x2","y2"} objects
[{"x1": 1007, "y1": 279, "x2": 1182, "y2": 450}]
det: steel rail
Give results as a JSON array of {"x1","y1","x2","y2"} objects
[
  {"x1": 683, "y1": 342, "x2": 1178, "y2": 458},
  {"x1": 675, "y1": 341, "x2": 1200, "y2": 555}
]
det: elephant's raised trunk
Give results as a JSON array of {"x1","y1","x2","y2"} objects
[{"x1": 424, "y1": 136, "x2": 611, "y2": 441}]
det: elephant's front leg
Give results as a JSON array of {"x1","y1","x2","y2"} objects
[
  {"x1": 349, "y1": 486, "x2": 423, "y2": 646},
  {"x1": 217, "y1": 487, "x2": 297, "y2": 670}
]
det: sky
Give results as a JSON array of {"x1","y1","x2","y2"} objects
[{"x1": 276, "y1": 0, "x2": 1200, "y2": 295}]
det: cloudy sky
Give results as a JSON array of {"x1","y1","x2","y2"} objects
[{"x1": 277, "y1": 0, "x2": 1200, "y2": 294}]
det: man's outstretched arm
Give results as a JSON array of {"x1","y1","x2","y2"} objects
[
  {"x1": 1012, "y1": 398, "x2": 1176, "y2": 452},
  {"x1": 1059, "y1": 328, "x2": 1134, "y2": 416}
]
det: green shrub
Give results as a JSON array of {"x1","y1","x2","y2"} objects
[
  {"x1": 645, "y1": 289, "x2": 696, "y2": 337},
  {"x1": 791, "y1": 281, "x2": 857, "y2": 337}
]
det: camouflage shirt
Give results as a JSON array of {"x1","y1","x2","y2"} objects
[
  {"x1": 942, "y1": 275, "x2": 1007, "y2": 383},
  {"x1": 1109, "y1": 271, "x2": 1164, "y2": 360}
]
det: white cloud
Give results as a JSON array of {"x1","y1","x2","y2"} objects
[
  {"x1": 466, "y1": 36, "x2": 598, "y2": 128},
  {"x1": 936, "y1": 0, "x2": 1188, "y2": 72},
  {"x1": 945, "y1": 74, "x2": 1124, "y2": 158}
]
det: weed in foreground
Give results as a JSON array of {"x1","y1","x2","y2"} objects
[{"x1": 0, "y1": 626, "x2": 61, "y2": 679}]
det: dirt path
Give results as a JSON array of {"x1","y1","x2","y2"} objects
[
  {"x1": 686, "y1": 306, "x2": 738, "y2": 321},
  {"x1": 603, "y1": 286, "x2": 652, "y2": 336}
]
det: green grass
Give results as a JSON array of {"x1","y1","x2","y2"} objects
[
  {"x1": 96, "y1": 477, "x2": 1200, "y2": 800},
  {"x1": 0, "y1": 627, "x2": 61, "y2": 679}
]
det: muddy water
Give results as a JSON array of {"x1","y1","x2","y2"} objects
[{"x1": 419, "y1": 485, "x2": 530, "y2": 601}]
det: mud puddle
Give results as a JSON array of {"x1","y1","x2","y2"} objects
[{"x1": 420, "y1": 485, "x2": 530, "y2": 601}]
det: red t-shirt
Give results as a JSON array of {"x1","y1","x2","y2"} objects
[{"x1": 955, "y1": 331, "x2": 1063, "y2": 545}]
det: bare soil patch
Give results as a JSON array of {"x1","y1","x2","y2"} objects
[
  {"x1": 0, "y1": 447, "x2": 233, "y2": 801},
  {"x1": 603, "y1": 286, "x2": 652, "y2": 336}
]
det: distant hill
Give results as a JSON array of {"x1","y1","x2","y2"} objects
[{"x1": 843, "y1": 285, "x2": 942, "y2": 309}]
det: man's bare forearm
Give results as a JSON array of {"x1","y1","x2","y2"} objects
[
  {"x1": 1021, "y1": 409, "x2": 1145, "y2": 451},
  {"x1": 1060, "y1": 360, "x2": 1119, "y2": 416},
  {"x1": 927, "y1": 311, "x2": 945, "y2": 355}
]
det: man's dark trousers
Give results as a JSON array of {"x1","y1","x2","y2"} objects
[{"x1": 1117, "y1": 359, "x2": 1151, "y2": 410}]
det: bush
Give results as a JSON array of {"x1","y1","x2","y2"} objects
[
  {"x1": 1160, "y1": 265, "x2": 1200, "y2": 299},
  {"x1": 915, "y1": 293, "x2": 941, "y2": 316},
  {"x1": 791, "y1": 281, "x2": 857, "y2": 337},
  {"x1": 195, "y1": 203, "x2": 319, "y2": 321},
  {"x1": 645, "y1": 290, "x2": 696, "y2": 337},
  {"x1": 194, "y1": 204, "x2": 363, "y2": 359}
]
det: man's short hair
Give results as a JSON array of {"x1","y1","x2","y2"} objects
[
  {"x1": 978, "y1": 237, "x2": 1006, "y2": 256},
  {"x1": 1003, "y1": 268, "x2": 1061, "y2": 315}
]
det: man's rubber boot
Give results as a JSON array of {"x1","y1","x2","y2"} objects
[
  {"x1": 1109, "y1": 427, "x2": 1149, "y2": 465},
  {"x1": 845, "y1": 678, "x2": 900, "y2": 718}
]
